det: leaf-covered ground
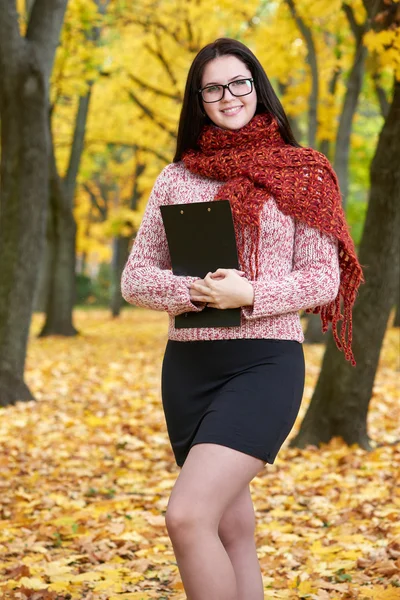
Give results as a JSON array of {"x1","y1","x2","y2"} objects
[{"x1": 0, "y1": 309, "x2": 399, "y2": 600}]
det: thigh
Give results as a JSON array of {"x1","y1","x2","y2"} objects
[
  {"x1": 167, "y1": 443, "x2": 264, "y2": 529},
  {"x1": 218, "y1": 484, "x2": 256, "y2": 546}
]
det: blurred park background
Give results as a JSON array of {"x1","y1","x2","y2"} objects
[{"x1": 0, "y1": 0, "x2": 399, "y2": 598}]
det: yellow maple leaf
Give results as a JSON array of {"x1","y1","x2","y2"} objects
[{"x1": 18, "y1": 576, "x2": 47, "y2": 590}]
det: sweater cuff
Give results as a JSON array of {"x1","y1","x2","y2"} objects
[
  {"x1": 172, "y1": 276, "x2": 206, "y2": 316},
  {"x1": 241, "y1": 280, "x2": 263, "y2": 320}
]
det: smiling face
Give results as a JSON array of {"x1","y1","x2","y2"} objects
[{"x1": 200, "y1": 55, "x2": 257, "y2": 130}]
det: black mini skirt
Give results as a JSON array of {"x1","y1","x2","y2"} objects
[{"x1": 161, "y1": 338, "x2": 305, "y2": 467}]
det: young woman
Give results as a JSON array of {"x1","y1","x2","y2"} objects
[{"x1": 121, "y1": 38, "x2": 363, "y2": 600}]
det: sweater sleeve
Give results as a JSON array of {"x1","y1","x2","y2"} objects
[
  {"x1": 121, "y1": 166, "x2": 204, "y2": 317},
  {"x1": 242, "y1": 219, "x2": 340, "y2": 320}
]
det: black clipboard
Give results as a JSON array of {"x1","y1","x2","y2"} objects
[{"x1": 160, "y1": 200, "x2": 241, "y2": 328}]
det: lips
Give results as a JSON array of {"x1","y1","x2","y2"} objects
[{"x1": 221, "y1": 106, "x2": 243, "y2": 115}]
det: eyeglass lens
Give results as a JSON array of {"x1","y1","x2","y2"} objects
[{"x1": 201, "y1": 79, "x2": 253, "y2": 103}]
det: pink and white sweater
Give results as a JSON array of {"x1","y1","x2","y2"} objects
[{"x1": 121, "y1": 162, "x2": 340, "y2": 343}]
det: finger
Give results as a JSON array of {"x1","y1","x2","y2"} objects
[
  {"x1": 211, "y1": 268, "x2": 229, "y2": 277},
  {"x1": 191, "y1": 294, "x2": 213, "y2": 303},
  {"x1": 190, "y1": 288, "x2": 214, "y2": 300},
  {"x1": 204, "y1": 272, "x2": 217, "y2": 284},
  {"x1": 191, "y1": 284, "x2": 213, "y2": 295}
]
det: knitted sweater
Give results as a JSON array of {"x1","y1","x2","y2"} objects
[{"x1": 121, "y1": 162, "x2": 340, "y2": 343}]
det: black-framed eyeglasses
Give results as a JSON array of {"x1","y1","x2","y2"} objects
[{"x1": 199, "y1": 78, "x2": 254, "y2": 103}]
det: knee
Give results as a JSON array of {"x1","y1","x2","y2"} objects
[
  {"x1": 164, "y1": 503, "x2": 186, "y2": 536},
  {"x1": 165, "y1": 502, "x2": 207, "y2": 541},
  {"x1": 218, "y1": 506, "x2": 256, "y2": 548}
]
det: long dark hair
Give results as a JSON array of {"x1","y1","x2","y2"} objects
[{"x1": 173, "y1": 38, "x2": 301, "y2": 162}]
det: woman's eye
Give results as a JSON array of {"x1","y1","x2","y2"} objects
[
  {"x1": 205, "y1": 86, "x2": 221, "y2": 93},
  {"x1": 232, "y1": 79, "x2": 247, "y2": 87}
]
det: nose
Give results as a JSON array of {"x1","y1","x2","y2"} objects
[{"x1": 221, "y1": 86, "x2": 235, "y2": 101}]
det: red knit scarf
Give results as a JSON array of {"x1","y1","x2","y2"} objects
[{"x1": 182, "y1": 112, "x2": 364, "y2": 366}]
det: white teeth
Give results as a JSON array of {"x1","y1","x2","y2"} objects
[{"x1": 222, "y1": 106, "x2": 242, "y2": 114}]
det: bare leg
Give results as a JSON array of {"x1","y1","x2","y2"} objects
[
  {"x1": 165, "y1": 443, "x2": 264, "y2": 600},
  {"x1": 218, "y1": 485, "x2": 264, "y2": 600}
]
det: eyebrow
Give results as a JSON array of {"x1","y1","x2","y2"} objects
[{"x1": 203, "y1": 74, "x2": 248, "y2": 87}]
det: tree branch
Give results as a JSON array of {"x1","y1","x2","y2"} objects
[
  {"x1": 372, "y1": 71, "x2": 390, "y2": 118},
  {"x1": 82, "y1": 183, "x2": 107, "y2": 220},
  {"x1": 26, "y1": 0, "x2": 68, "y2": 84},
  {"x1": 363, "y1": 0, "x2": 399, "y2": 30},
  {"x1": 332, "y1": 1, "x2": 375, "y2": 206},
  {"x1": 144, "y1": 41, "x2": 179, "y2": 89},
  {"x1": 62, "y1": 0, "x2": 110, "y2": 205},
  {"x1": 128, "y1": 73, "x2": 181, "y2": 101},
  {"x1": 362, "y1": 0, "x2": 385, "y2": 24},
  {"x1": 342, "y1": 4, "x2": 364, "y2": 45},
  {"x1": 285, "y1": 0, "x2": 319, "y2": 147},
  {"x1": 127, "y1": 88, "x2": 177, "y2": 140},
  {"x1": 49, "y1": 25, "x2": 73, "y2": 116},
  {"x1": 184, "y1": 16, "x2": 195, "y2": 48},
  {"x1": 126, "y1": 16, "x2": 183, "y2": 48},
  {"x1": 277, "y1": 81, "x2": 303, "y2": 142},
  {"x1": 63, "y1": 87, "x2": 93, "y2": 206},
  {"x1": 129, "y1": 152, "x2": 146, "y2": 211}
]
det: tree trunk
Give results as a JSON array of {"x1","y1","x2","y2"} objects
[
  {"x1": 39, "y1": 90, "x2": 92, "y2": 336},
  {"x1": 303, "y1": 313, "x2": 328, "y2": 344},
  {"x1": 39, "y1": 147, "x2": 78, "y2": 336},
  {"x1": 110, "y1": 237, "x2": 130, "y2": 317},
  {"x1": 0, "y1": 0, "x2": 68, "y2": 407},
  {"x1": 305, "y1": 50, "x2": 339, "y2": 344},
  {"x1": 291, "y1": 79, "x2": 400, "y2": 450},
  {"x1": 335, "y1": 1, "x2": 383, "y2": 207},
  {"x1": 285, "y1": 0, "x2": 318, "y2": 148},
  {"x1": 394, "y1": 286, "x2": 400, "y2": 327},
  {"x1": 333, "y1": 43, "x2": 367, "y2": 208},
  {"x1": 33, "y1": 230, "x2": 51, "y2": 312},
  {"x1": 319, "y1": 62, "x2": 341, "y2": 160},
  {"x1": 39, "y1": 0, "x2": 108, "y2": 335},
  {"x1": 111, "y1": 151, "x2": 145, "y2": 317},
  {"x1": 278, "y1": 82, "x2": 303, "y2": 143},
  {"x1": 0, "y1": 61, "x2": 47, "y2": 405}
]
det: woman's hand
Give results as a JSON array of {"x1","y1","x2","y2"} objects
[{"x1": 189, "y1": 269, "x2": 254, "y2": 309}]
